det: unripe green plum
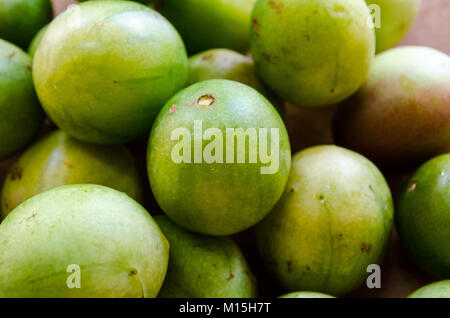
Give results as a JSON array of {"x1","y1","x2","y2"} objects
[
  {"x1": 28, "y1": 25, "x2": 48, "y2": 59},
  {"x1": 1, "y1": 130, "x2": 142, "y2": 218},
  {"x1": 188, "y1": 48, "x2": 283, "y2": 115},
  {"x1": 33, "y1": 1, "x2": 188, "y2": 144},
  {"x1": 155, "y1": 215, "x2": 257, "y2": 298},
  {"x1": 0, "y1": 184, "x2": 169, "y2": 298},
  {"x1": 250, "y1": 0, "x2": 375, "y2": 107},
  {"x1": 366, "y1": 0, "x2": 421, "y2": 53},
  {"x1": 0, "y1": 39, "x2": 44, "y2": 160},
  {"x1": 157, "y1": 0, "x2": 256, "y2": 55},
  {"x1": 256, "y1": 146, "x2": 393, "y2": 296},
  {"x1": 334, "y1": 46, "x2": 450, "y2": 167},
  {"x1": 408, "y1": 281, "x2": 450, "y2": 298},
  {"x1": 0, "y1": 0, "x2": 52, "y2": 49},
  {"x1": 148, "y1": 79, "x2": 291, "y2": 235},
  {"x1": 279, "y1": 291, "x2": 335, "y2": 298},
  {"x1": 397, "y1": 154, "x2": 450, "y2": 278}
]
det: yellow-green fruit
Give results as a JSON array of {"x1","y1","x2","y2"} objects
[
  {"x1": 155, "y1": 215, "x2": 257, "y2": 298},
  {"x1": 28, "y1": 25, "x2": 48, "y2": 59},
  {"x1": 250, "y1": 0, "x2": 375, "y2": 107},
  {"x1": 1, "y1": 130, "x2": 142, "y2": 219},
  {"x1": 0, "y1": 184, "x2": 169, "y2": 298},
  {"x1": 366, "y1": 0, "x2": 421, "y2": 53},
  {"x1": 408, "y1": 281, "x2": 450, "y2": 298},
  {"x1": 279, "y1": 291, "x2": 335, "y2": 298},
  {"x1": 256, "y1": 146, "x2": 393, "y2": 296}
]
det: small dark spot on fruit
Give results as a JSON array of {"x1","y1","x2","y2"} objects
[
  {"x1": 113, "y1": 80, "x2": 117, "y2": 84},
  {"x1": 226, "y1": 272, "x2": 234, "y2": 281},
  {"x1": 10, "y1": 167, "x2": 23, "y2": 181},
  {"x1": 317, "y1": 194, "x2": 325, "y2": 201},
  {"x1": 252, "y1": 19, "x2": 261, "y2": 36},
  {"x1": 197, "y1": 94, "x2": 215, "y2": 107},
  {"x1": 304, "y1": 34, "x2": 311, "y2": 41},
  {"x1": 290, "y1": 188, "x2": 294, "y2": 193},
  {"x1": 286, "y1": 260, "x2": 292, "y2": 272},
  {"x1": 212, "y1": 264, "x2": 216, "y2": 267},
  {"x1": 201, "y1": 54, "x2": 212, "y2": 61},
  {"x1": 330, "y1": 88, "x2": 335, "y2": 93},
  {"x1": 306, "y1": 266, "x2": 310, "y2": 271},
  {"x1": 262, "y1": 53, "x2": 272, "y2": 61},
  {"x1": 361, "y1": 243, "x2": 372, "y2": 253},
  {"x1": 64, "y1": 161, "x2": 73, "y2": 169},
  {"x1": 407, "y1": 180, "x2": 417, "y2": 193},
  {"x1": 26, "y1": 213, "x2": 37, "y2": 222},
  {"x1": 169, "y1": 104, "x2": 177, "y2": 113},
  {"x1": 269, "y1": 0, "x2": 282, "y2": 14},
  {"x1": 8, "y1": 51, "x2": 16, "y2": 60},
  {"x1": 129, "y1": 269, "x2": 137, "y2": 276},
  {"x1": 26, "y1": 66, "x2": 32, "y2": 71}
]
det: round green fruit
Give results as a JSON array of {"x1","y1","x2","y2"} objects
[
  {"x1": 0, "y1": 39, "x2": 44, "y2": 160},
  {"x1": 333, "y1": 46, "x2": 450, "y2": 167},
  {"x1": 0, "y1": 184, "x2": 169, "y2": 298},
  {"x1": 365, "y1": 0, "x2": 421, "y2": 53},
  {"x1": 157, "y1": 0, "x2": 256, "y2": 55},
  {"x1": 408, "y1": 281, "x2": 450, "y2": 298},
  {"x1": 28, "y1": 24, "x2": 48, "y2": 59},
  {"x1": 1, "y1": 130, "x2": 142, "y2": 218},
  {"x1": 188, "y1": 48, "x2": 283, "y2": 116},
  {"x1": 256, "y1": 145, "x2": 393, "y2": 296},
  {"x1": 0, "y1": 0, "x2": 52, "y2": 49},
  {"x1": 250, "y1": 0, "x2": 375, "y2": 107},
  {"x1": 155, "y1": 215, "x2": 257, "y2": 298},
  {"x1": 147, "y1": 79, "x2": 291, "y2": 236},
  {"x1": 397, "y1": 153, "x2": 450, "y2": 278},
  {"x1": 33, "y1": 1, "x2": 188, "y2": 144},
  {"x1": 279, "y1": 291, "x2": 335, "y2": 298}
]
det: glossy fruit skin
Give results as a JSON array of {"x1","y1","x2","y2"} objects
[
  {"x1": 33, "y1": 1, "x2": 188, "y2": 144},
  {"x1": 256, "y1": 146, "x2": 393, "y2": 296},
  {"x1": 250, "y1": 0, "x2": 375, "y2": 107},
  {"x1": 155, "y1": 215, "x2": 257, "y2": 298},
  {"x1": 0, "y1": 39, "x2": 44, "y2": 160},
  {"x1": 397, "y1": 154, "x2": 450, "y2": 278},
  {"x1": 1, "y1": 130, "x2": 142, "y2": 218},
  {"x1": 408, "y1": 280, "x2": 450, "y2": 298},
  {"x1": 0, "y1": 184, "x2": 169, "y2": 298},
  {"x1": 188, "y1": 48, "x2": 284, "y2": 116},
  {"x1": 333, "y1": 46, "x2": 450, "y2": 167},
  {"x1": 279, "y1": 291, "x2": 335, "y2": 298},
  {"x1": 147, "y1": 79, "x2": 291, "y2": 236},
  {"x1": 365, "y1": 0, "x2": 421, "y2": 53},
  {"x1": 0, "y1": 0, "x2": 52, "y2": 49},
  {"x1": 28, "y1": 25, "x2": 48, "y2": 59},
  {"x1": 158, "y1": 0, "x2": 256, "y2": 55}
]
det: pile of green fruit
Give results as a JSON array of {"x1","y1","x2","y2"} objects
[{"x1": 0, "y1": 0, "x2": 448, "y2": 298}]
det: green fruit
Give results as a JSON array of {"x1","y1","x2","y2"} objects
[
  {"x1": 33, "y1": 1, "x2": 188, "y2": 144},
  {"x1": 256, "y1": 145, "x2": 393, "y2": 296},
  {"x1": 188, "y1": 48, "x2": 284, "y2": 116},
  {"x1": 365, "y1": 0, "x2": 421, "y2": 53},
  {"x1": 279, "y1": 291, "x2": 335, "y2": 298},
  {"x1": 250, "y1": 0, "x2": 375, "y2": 107},
  {"x1": 333, "y1": 46, "x2": 450, "y2": 167},
  {"x1": 408, "y1": 281, "x2": 450, "y2": 298},
  {"x1": 0, "y1": 39, "x2": 44, "y2": 160},
  {"x1": 0, "y1": 0, "x2": 52, "y2": 49},
  {"x1": 148, "y1": 79, "x2": 291, "y2": 235},
  {"x1": 1, "y1": 130, "x2": 142, "y2": 218},
  {"x1": 0, "y1": 184, "x2": 169, "y2": 298},
  {"x1": 397, "y1": 154, "x2": 450, "y2": 278},
  {"x1": 155, "y1": 215, "x2": 257, "y2": 298},
  {"x1": 158, "y1": 0, "x2": 256, "y2": 55},
  {"x1": 28, "y1": 24, "x2": 48, "y2": 59}
]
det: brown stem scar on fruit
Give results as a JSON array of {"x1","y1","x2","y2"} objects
[
  {"x1": 197, "y1": 94, "x2": 215, "y2": 107},
  {"x1": 361, "y1": 243, "x2": 372, "y2": 253},
  {"x1": 169, "y1": 104, "x2": 177, "y2": 113},
  {"x1": 407, "y1": 180, "x2": 417, "y2": 193},
  {"x1": 129, "y1": 269, "x2": 137, "y2": 276}
]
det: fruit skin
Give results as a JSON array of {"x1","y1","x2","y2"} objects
[
  {"x1": 0, "y1": 184, "x2": 169, "y2": 298},
  {"x1": 397, "y1": 154, "x2": 450, "y2": 278},
  {"x1": 333, "y1": 46, "x2": 450, "y2": 167},
  {"x1": 279, "y1": 291, "x2": 335, "y2": 298},
  {"x1": 28, "y1": 25, "x2": 48, "y2": 59},
  {"x1": 250, "y1": 0, "x2": 375, "y2": 107},
  {"x1": 408, "y1": 280, "x2": 450, "y2": 298},
  {"x1": 188, "y1": 48, "x2": 284, "y2": 116},
  {"x1": 33, "y1": 1, "x2": 188, "y2": 144},
  {"x1": 0, "y1": 130, "x2": 142, "y2": 218},
  {"x1": 147, "y1": 79, "x2": 291, "y2": 236},
  {"x1": 158, "y1": 0, "x2": 256, "y2": 55},
  {"x1": 0, "y1": 0, "x2": 52, "y2": 49},
  {"x1": 0, "y1": 39, "x2": 44, "y2": 160},
  {"x1": 155, "y1": 215, "x2": 257, "y2": 298},
  {"x1": 256, "y1": 145, "x2": 393, "y2": 296},
  {"x1": 365, "y1": 0, "x2": 421, "y2": 53}
]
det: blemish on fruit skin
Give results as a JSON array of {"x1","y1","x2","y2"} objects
[
  {"x1": 407, "y1": 180, "x2": 417, "y2": 193},
  {"x1": 26, "y1": 66, "x2": 32, "y2": 72},
  {"x1": 226, "y1": 272, "x2": 234, "y2": 281},
  {"x1": 113, "y1": 80, "x2": 117, "y2": 84},
  {"x1": 361, "y1": 243, "x2": 372, "y2": 253},
  {"x1": 201, "y1": 54, "x2": 212, "y2": 61},
  {"x1": 269, "y1": 0, "x2": 282, "y2": 14},
  {"x1": 197, "y1": 94, "x2": 215, "y2": 107},
  {"x1": 129, "y1": 269, "x2": 137, "y2": 276},
  {"x1": 10, "y1": 167, "x2": 23, "y2": 181},
  {"x1": 252, "y1": 19, "x2": 261, "y2": 36},
  {"x1": 25, "y1": 213, "x2": 37, "y2": 222},
  {"x1": 8, "y1": 51, "x2": 16, "y2": 60},
  {"x1": 169, "y1": 104, "x2": 177, "y2": 113}
]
